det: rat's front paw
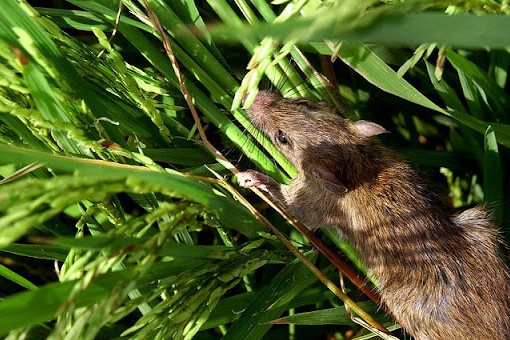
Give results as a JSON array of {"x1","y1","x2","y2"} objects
[{"x1": 237, "y1": 170, "x2": 271, "y2": 192}]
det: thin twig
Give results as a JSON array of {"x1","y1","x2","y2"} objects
[
  {"x1": 141, "y1": 0, "x2": 236, "y2": 174},
  {"x1": 97, "y1": 0, "x2": 124, "y2": 58},
  {"x1": 0, "y1": 162, "x2": 43, "y2": 184},
  {"x1": 141, "y1": 2, "x2": 389, "y2": 335}
]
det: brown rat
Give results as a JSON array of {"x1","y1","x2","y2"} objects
[{"x1": 237, "y1": 90, "x2": 510, "y2": 339}]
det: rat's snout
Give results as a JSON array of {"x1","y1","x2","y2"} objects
[{"x1": 246, "y1": 90, "x2": 279, "y2": 121}]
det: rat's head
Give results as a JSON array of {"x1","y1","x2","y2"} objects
[{"x1": 246, "y1": 90, "x2": 388, "y2": 193}]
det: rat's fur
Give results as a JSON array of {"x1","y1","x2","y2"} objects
[{"x1": 238, "y1": 91, "x2": 510, "y2": 339}]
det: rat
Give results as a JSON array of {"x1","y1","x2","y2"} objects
[{"x1": 237, "y1": 90, "x2": 510, "y2": 339}]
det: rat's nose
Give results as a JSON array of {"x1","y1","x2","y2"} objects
[
  {"x1": 246, "y1": 91, "x2": 279, "y2": 117},
  {"x1": 253, "y1": 90, "x2": 278, "y2": 105}
]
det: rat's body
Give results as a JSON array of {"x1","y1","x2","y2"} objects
[{"x1": 238, "y1": 91, "x2": 510, "y2": 339}]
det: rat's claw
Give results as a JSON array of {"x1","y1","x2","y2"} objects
[{"x1": 237, "y1": 170, "x2": 269, "y2": 191}]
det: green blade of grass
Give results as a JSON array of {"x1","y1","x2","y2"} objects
[
  {"x1": 223, "y1": 252, "x2": 318, "y2": 339},
  {"x1": 0, "y1": 144, "x2": 265, "y2": 239},
  {"x1": 0, "y1": 0, "x2": 108, "y2": 121},
  {"x1": 36, "y1": 7, "x2": 148, "y2": 32},
  {"x1": 205, "y1": 0, "x2": 307, "y2": 96},
  {"x1": 199, "y1": 292, "x2": 257, "y2": 330},
  {"x1": 141, "y1": 148, "x2": 213, "y2": 166},
  {"x1": 424, "y1": 60, "x2": 466, "y2": 113},
  {"x1": 400, "y1": 149, "x2": 477, "y2": 171},
  {"x1": 0, "y1": 260, "x2": 202, "y2": 336},
  {"x1": 269, "y1": 302, "x2": 379, "y2": 325},
  {"x1": 52, "y1": 235, "x2": 232, "y2": 259},
  {"x1": 170, "y1": 1, "x2": 229, "y2": 68},
  {"x1": 488, "y1": 50, "x2": 509, "y2": 89},
  {"x1": 146, "y1": 0, "x2": 239, "y2": 93},
  {"x1": 457, "y1": 67, "x2": 487, "y2": 120},
  {"x1": 0, "y1": 264, "x2": 38, "y2": 291},
  {"x1": 212, "y1": 11, "x2": 510, "y2": 48},
  {"x1": 483, "y1": 126, "x2": 503, "y2": 225},
  {"x1": 23, "y1": 63, "x2": 82, "y2": 154},
  {"x1": 70, "y1": 0, "x2": 292, "y2": 181},
  {"x1": 337, "y1": 42, "x2": 510, "y2": 149},
  {"x1": 338, "y1": 42, "x2": 444, "y2": 113},
  {"x1": 0, "y1": 115, "x2": 48, "y2": 151},
  {"x1": 447, "y1": 49, "x2": 510, "y2": 119},
  {"x1": 2, "y1": 244, "x2": 69, "y2": 262}
]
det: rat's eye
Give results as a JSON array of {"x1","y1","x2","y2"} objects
[{"x1": 277, "y1": 130, "x2": 288, "y2": 144}]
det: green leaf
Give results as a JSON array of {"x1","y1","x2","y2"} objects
[
  {"x1": 142, "y1": 148, "x2": 214, "y2": 166},
  {"x1": 447, "y1": 49, "x2": 510, "y2": 119},
  {"x1": 337, "y1": 43, "x2": 510, "y2": 149},
  {"x1": 0, "y1": 115, "x2": 48, "y2": 151},
  {"x1": 338, "y1": 42, "x2": 445, "y2": 113},
  {"x1": 213, "y1": 11, "x2": 510, "y2": 48},
  {"x1": 2, "y1": 244, "x2": 69, "y2": 261},
  {"x1": 0, "y1": 144, "x2": 265, "y2": 240},
  {"x1": 53, "y1": 235, "x2": 232, "y2": 259},
  {"x1": 483, "y1": 126, "x2": 503, "y2": 225},
  {"x1": 23, "y1": 63, "x2": 81, "y2": 154},
  {"x1": 0, "y1": 264, "x2": 38, "y2": 291},
  {"x1": 400, "y1": 149, "x2": 476, "y2": 171},
  {"x1": 488, "y1": 50, "x2": 509, "y2": 89},
  {"x1": 52, "y1": 235, "x2": 143, "y2": 251},
  {"x1": 424, "y1": 60, "x2": 466, "y2": 113},
  {"x1": 223, "y1": 252, "x2": 318, "y2": 339},
  {"x1": 269, "y1": 302, "x2": 381, "y2": 325},
  {"x1": 199, "y1": 292, "x2": 258, "y2": 330},
  {"x1": 0, "y1": 261, "x2": 201, "y2": 336},
  {"x1": 68, "y1": 0, "x2": 292, "y2": 182},
  {"x1": 36, "y1": 7, "x2": 146, "y2": 32},
  {"x1": 0, "y1": 0, "x2": 109, "y2": 121}
]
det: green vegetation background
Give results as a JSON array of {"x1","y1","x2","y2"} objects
[{"x1": 0, "y1": 0, "x2": 508, "y2": 339}]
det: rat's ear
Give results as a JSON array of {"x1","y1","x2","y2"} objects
[
  {"x1": 312, "y1": 167, "x2": 348, "y2": 194},
  {"x1": 353, "y1": 120, "x2": 388, "y2": 138}
]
